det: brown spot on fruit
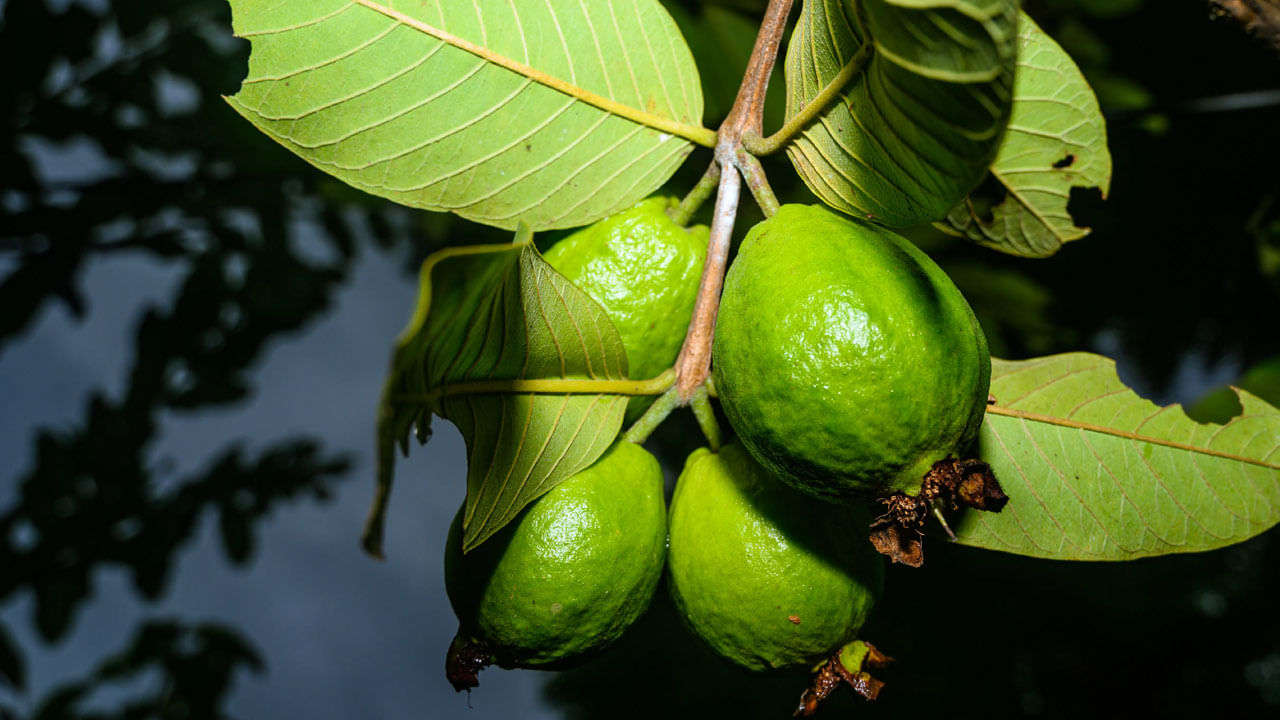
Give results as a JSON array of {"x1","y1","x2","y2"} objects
[
  {"x1": 789, "y1": 615, "x2": 801, "y2": 625},
  {"x1": 445, "y1": 636, "x2": 493, "y2": 692}
]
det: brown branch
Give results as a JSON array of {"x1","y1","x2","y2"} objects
[
  {"x1": 1210, "y1": 0, "x2": 1280, "y2": 52},
  {"x1": 673, "y1": 0, "x2": 794, "y2": 399}
]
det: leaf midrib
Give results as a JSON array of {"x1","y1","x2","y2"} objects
[
  {"x1": 351, "y1": 0, "x2": 716, "y2": 147},
  {"x1": 986, "y1": 405, "x2": 1280, "y2": 470}
]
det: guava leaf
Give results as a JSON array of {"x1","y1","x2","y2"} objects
[
  {"x1": 368, "y1": 227, "x2": 628, "y2": 554},
  {"x1": 782, "y1": 0, "x2": 1018, "y2": 227},
  {"x1": 940, "y1": 13, "x2": 1112, "y2": 257},
  {"x1": 225, "y1": 0, "x2": 709, "y2": 231},
  {"x1": 954, "y1": 353, "x2": 1280, "y2": 560}
]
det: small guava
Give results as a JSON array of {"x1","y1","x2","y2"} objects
[
  {"x1": 665, "y1": 443, "x2": 883, "y2": 673},
  {"x1": 444, "y1": 441, "x2": 666, "y2": 688},
  {"x1": 712, "y1": 204, "x2": 991, "y2": 502},
  {"x1": 543, "y1": 196, "x2": 708, "y2": 416}
]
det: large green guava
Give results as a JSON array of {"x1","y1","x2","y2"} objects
[
  {"x1": 712, "y1": 204, "x2": 990, "y2": 501},
  {"x1": 666, "y1": 443, "x2": 883, "y2": 672},
  {"x1": 444, "y1": 441, "x2": 666, "y2": 687}
]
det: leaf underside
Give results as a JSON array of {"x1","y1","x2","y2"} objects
[
  {"x1": 378, "y1": 234, "x2": 628, "y2": 551},
  {"x1": 226, "y1": 0, "x2": 704, "y2": 231},
  {"x1": 955, "y1": 353, "x2": 1280, "y2": 561},
  {"x1": 783, "y1": 0, "x2": 1018, "y2": 227},
  {"x1": 942, "y1": 13, "x2": 1112, "y2": 257}
]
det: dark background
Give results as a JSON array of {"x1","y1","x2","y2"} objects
[{"x1": 2, "y1": 0, "x2": 1278, "y2": 718}]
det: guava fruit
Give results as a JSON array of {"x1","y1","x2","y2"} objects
[
  {"x1": 543, "y1": 196, "x2": 708, "y2": 416},
  {"x1": 711, "y1": 203, "x2": 991, "y2": 502},
  {"x1": 665, "y1": 443, "x2": 883, "y2": 672},
  {"x1": 444, "y1": 441, "x2": 667, "y2": 688}
]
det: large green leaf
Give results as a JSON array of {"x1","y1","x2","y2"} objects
[
  {"x1": 955, "y1": 353, "x2": 1280, "y2": 560},
  {"x1": 368, "y1": 230, "x2": 629, "y2": 554},
  {"x1": 783, "y1": 0, "x2": 1018, "y2": 227},
  {"x1": 941, "y1": 13, "x2": 1112, "y2": 257},
  {"x1": 226, "y1": 0, "x2": 710, "y2": 231}
]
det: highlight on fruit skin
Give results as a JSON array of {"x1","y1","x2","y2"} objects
[
  {"x1": 443, "y1": 441, "x2": 667, "y2": 689},
  {"x1": 712, "y1": 203, "x2": 992, "y2": 502},
  {"x1": 542, "y1": 195, "x2": 708, "y2": 420},
  {"x1": 665, "y1": 443, "x2": 884, "y2": 673}
]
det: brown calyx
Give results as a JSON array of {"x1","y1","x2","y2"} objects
[
  {"x1": 794, "y1": 642, "x2": 894, "y2": 717},
  {"x1": 445, "y1": 636, "x2": 493, "y2": 692},
  {"x1": 869, "y1": 457, "x2": 1007, "y2": 567}
]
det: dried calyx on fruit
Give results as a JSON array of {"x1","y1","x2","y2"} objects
[
  {"x1": 666, "y1": 443, "x2": 891, "y2": 714},
  {"x1": 712, "y1": 204, "x2": 1007, "y2": 565}
]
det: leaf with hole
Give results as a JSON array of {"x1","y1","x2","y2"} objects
[
  {"x1": 226, "y1": 0, "x2": 709, "y2": 230},
  {"x1": 366, "y1": 228, "x2": 629, "y2": 554},
  {"x1": 955, "y1": 353, "x2": 1280, "y2": 560},
  {"x1": 940, "y1": 13, "x2": 1112, "y2": 257},
  {"x1": 782, "y1": 0, "x2": 1018, "y2": 227}
]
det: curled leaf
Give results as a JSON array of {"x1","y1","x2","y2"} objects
[{"x1": 365, "y1": 226, "x2": 629, "y2": 555}]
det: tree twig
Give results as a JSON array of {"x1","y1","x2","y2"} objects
[
  {"x1": 1210, "y1": 0, "x2": 1280, "y2": 52},
  {"x1": 742, "y1": 41, "x2": 874, "y2": 156},
  {"x1": 673, "y1": 0, "x2": 794, "y2": 400}
]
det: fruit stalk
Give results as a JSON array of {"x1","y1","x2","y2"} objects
[
  {"x1": 674, "y1": 0, "x2": 793, "y2": 399},
  {"x1": 670, "y1": 162, "x2": 721, "y2": 227}
]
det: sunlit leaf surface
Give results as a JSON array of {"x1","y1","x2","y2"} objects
[
  {"x1": 227, "y1": 0, "x2": 707, "y2": 230},
  {"x1": 956, "y1": 353, "x2": 1280, "y2": 560}
]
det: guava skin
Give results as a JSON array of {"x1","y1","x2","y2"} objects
[
  {"x1": 542, "y1": 196, "x2": 708, "y2": 385},
  {"x1": 444, "y1": 441, "x2": 667, "y2": 668},
  {"x1": 712, "y1": 204, "x2": 990, "y2": 501},
  {"x1": 666, "y1": 443, "x2": 883, "y2": 672}
]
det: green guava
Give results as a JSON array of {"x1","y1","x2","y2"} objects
[
  {"x1": 712, "y1": 204, "x2": 990, "y2": 501},
  {"x1": 543, "y1": 196, "x2": 708, "y2": 417},
  {"x1": 444, "y1": 441, "x2": 666, "y2": 688},
  {"x1": 666, "y1": 443, "x2": 883, "y2": 672}
]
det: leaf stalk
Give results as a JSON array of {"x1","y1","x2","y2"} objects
[
  {"x1": 735, "y1": 147, "x2": 781, "y2": 217},
  {"x1": 622, "y1": 387, "x2": 684, "y2": 445},
  {"x1": 741, "y1": 41, "x2": 874, "y2": 156},
  {"x1": 670, "y1": 162, "x2": 722, "y2": 226}
]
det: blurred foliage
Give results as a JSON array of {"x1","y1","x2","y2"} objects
[
  {"x1": 1187, "y1": 354, "x2": 1280, "y2": 422},
  {"x1": 1, "y1": 0, "x2": 1278, "y2": 719},
  {"x1": 30, "y1": 621, "x2": 261, "y2": 720},
  {"x1": 0, "y1": 0, "x2": 406, "y2": 716}
]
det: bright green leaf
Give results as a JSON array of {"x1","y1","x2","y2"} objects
[
  {"x1": 782, "y1": 0, "x2": 1018, "y2": 227},
  {"x1": 941, "y1": 13, "x2": 1112, "y2": 257},
  {"x1": 366, "y1": 230, "x2": 629, "y2": 555},
  {"x1": 955, "y1": 353, "x2": 1280, "y2": 560},
  {"x1": 226, "y1": 0, "x2": 710, "y2": 231}
]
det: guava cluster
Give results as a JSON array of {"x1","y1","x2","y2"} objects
[{"x1": 443, "y1": 199, "x2": 989, "y2": 686}]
